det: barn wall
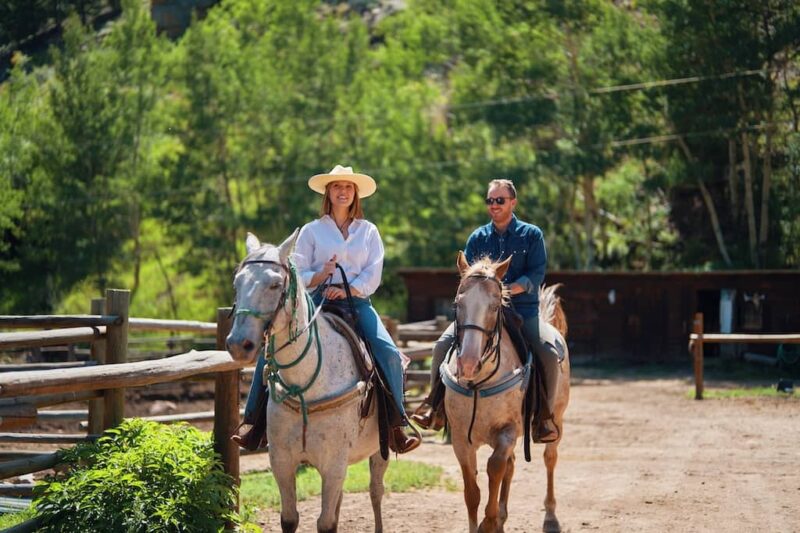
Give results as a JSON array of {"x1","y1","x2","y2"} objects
[{"x1": 395, "y1": 269, "x2": 800, "y2": 361}]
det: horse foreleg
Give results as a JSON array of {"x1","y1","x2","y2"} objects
[
  {"x1": 498, "y1": 453, "x2": 515, "y2": 525},
  {"x1": 317, "y1": 460, "x2": 348, "y2": 533},
  {"x1": 368, "y1": 452, "x2": 389, "y2": 533},
  {"x1": 453, "y1": 438, "x2": 480, "y2": 533},
  {"x1": 542, "y1": 441, "x2": 561, "y2": 533},
  {"x1": 271, "y1": 457, "x2": 300, "y2": 533},
  {"x1": 480, "y1": 430, "x2": 515, "y2": 533}
]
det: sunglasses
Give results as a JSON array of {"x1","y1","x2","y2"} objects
[{"x1": 485, "y1": 197, "x2": 512, "y2": 206}]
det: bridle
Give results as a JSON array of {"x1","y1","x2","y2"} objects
[
  {"x1": 446, "y1": 273, "x2": 506, "y2": 444},
  {"x1": 451, "y1": 274, "x2": 504, "y2": 387},
  {"x1": 230, "y1": 257, "x2": 329, "y2": 448}
]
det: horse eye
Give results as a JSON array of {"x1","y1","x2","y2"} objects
[{"x1": 270, "y1": 282, "x2": 281, "y2": 290}]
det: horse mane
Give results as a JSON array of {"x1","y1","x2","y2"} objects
[
  {"x1": 461, "y1": 257, "x2": 511, "y2": 306},
  {"x1": 539, "y1": 283, "x2": 568, "y2": 337}
]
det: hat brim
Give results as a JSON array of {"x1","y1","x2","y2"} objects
[{"x1": 308, "y1": 172, "x2": 376, "y2": 198}]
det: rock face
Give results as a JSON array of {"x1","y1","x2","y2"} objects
[{"x1": 150, "y1": 0, "x2": 218, "y2": 38}]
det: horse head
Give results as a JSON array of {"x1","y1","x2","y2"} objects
[
  {"x1": 226, "y1": 229, "x2": 300, "y2": 362},
  {"x1": 453, "y1": 251, "x2": 511, "y2": 381}
]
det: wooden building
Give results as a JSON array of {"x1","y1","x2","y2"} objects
[{"x1": 396, "y1": 269, "x2": 800, "y2": 361}]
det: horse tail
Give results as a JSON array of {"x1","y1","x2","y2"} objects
[{"x1": 538, "y1": 283, "x2": 568, "y2": 338}]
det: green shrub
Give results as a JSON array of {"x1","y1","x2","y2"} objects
[{"x1": 33, "y1": 419, "x2": 240, "y2": 532}]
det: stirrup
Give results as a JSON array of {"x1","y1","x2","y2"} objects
[
  {"x1": 389, "y1": 425, "x2": 421, "y2": 454},
  {"x1": 231, "y1": 422, "x2": 268, "y2": 451},
  {"x1": 410, "y1": 402, "x2": 435, "y2": 429}
]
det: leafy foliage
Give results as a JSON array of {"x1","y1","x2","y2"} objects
[
  {"x1": 1, "y1": 0, "x2": 798, "y2": 317},
  {"x1": 33, "y1": 419, "x2": 241, "y2": 532}
]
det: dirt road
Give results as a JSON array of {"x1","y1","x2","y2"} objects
[{"x1": 246, "y1": 374, "x2": 800, "y2": 532}]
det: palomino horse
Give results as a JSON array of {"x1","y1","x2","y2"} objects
[
  {"x1": 443, "y1": 252, "x2": 570, "y2": 533},
  {"x1": 226, "y1": 230, "x2": 388, "y2": 533}
]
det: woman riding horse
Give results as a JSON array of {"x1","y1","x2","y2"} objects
[{"x1": 232, "y1": 165, "x2": 420, "y2": 454}]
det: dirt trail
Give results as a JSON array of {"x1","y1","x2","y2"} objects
[{"x1": 244, "y1": 376, "x2": 800, "y2": 532}]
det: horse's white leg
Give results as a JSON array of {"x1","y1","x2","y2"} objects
[
  {"x1": 368, "y1": 452, "x2": 389, "y2": 533},
  {"x1": 498, "y1": 452, "x2": 515, "y2": 525},
  {"x1": 271, "y1": 455, "x2": 300, "y2": 533},
  {"x1": 316, "y1": 459, "x2": 348, "y2": 533},
  {"x1": 542, "y1": 441, "x2": 561, "y2": 533},
  {"x1": 480, "y1": 428, "x2": 515, "y2": 533},
  {"x1": 452, "y1": 436, "x2": 481, "y2": 533}
]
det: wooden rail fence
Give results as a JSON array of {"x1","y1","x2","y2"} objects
[
  {"x1": 689, "y1": 312, "x2": 800, "y2": 400},
  {"x1": 0, "y1": 289, "x2": 441, "y2": 529},
  {"x1": 0, "y1": 289, "x2": 245, "y2": 531}
]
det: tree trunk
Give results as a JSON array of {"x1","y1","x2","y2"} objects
[
  {"x1": 677, "y1": 137, "x2": 733, "y2": 267},
  {"x1": 130, "y1": 205, "x2": 141, "y2": 304},
  {"x1": 759, "y1": 123, "x2": 773, "y2": 261},
  {"x1": 727, "y1": 139, "x2": 738, "y2": 219},
  {"x1": 740, "y1": 131, "x2": 758, "y2": 267},
  {"x1": 582, "y1": 175, "x2": 597, "y2": 270}
]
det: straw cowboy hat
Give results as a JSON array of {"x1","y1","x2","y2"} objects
[{"x1": 308, "y1": 165, "x2": 377, "y2": 198}]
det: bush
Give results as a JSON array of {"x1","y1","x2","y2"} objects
[{"x1": 33, "y1": 419, "x2": 240, "y2": 532}]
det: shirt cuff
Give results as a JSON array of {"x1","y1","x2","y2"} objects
[
  {"x1": 512, "y1": 275, "x2": 535, "y2": 294},
  {"x1": 349, "y1": 280, "x2": 370, "y2": 298}
]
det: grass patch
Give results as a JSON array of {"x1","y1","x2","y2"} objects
[
  {"x1": 240, "y1": 460, "x2": 445, "y2": 511},
  {"x1": 686, "y1": 386, "x2": 798, "y2": 399},
  {"x1": 0, "y1": 507, "x2": 35, "y2": 529}
]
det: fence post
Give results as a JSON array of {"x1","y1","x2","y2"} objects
[
  {"x1": 214, "y1": 307, "x2": 239, "y2": 508},
  {"x1": 87, "y1": 297, "x2": 106, "y2": 434},
  {"x1": 103, "y1": 289, "x2": 129, "y2": 428},
  {"x1": 693, "y1": 312, "x2": 704, "y2": 400}
]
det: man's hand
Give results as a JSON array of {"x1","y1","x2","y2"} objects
[{"x1": 508, "y1": 283, "x2": 526, "y2": 296}]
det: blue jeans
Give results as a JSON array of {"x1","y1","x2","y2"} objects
[{"x1": 244, "y1": 293, "x2": 407, "y2": 421}]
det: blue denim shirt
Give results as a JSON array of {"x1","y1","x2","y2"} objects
[{"x1": 465, "y1": 215, "x2": 547, "y2": 318}]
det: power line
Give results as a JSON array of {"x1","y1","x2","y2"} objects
[{"x1": 588, "y1": 68, "x2": 771, "y2": 95}]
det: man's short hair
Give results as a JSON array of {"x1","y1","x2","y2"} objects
[{"x1": 488, "y1": 179, "x2": 517, "y2": 199}]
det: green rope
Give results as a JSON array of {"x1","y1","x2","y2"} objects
[{"x1": 264, "y1": 265, "x2": 324, "y2": 433}]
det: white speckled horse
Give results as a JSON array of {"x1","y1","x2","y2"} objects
[
  {"x1": 444, "y1": 252, "x2": 570, "y2": 533},
  {"x1": 226, "y1": 230, "x2": 388, "y2": 533}
]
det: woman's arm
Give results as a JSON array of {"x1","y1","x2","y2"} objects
[{"x1": 348, "y1": 224, "x2": 384, "y2": 297}]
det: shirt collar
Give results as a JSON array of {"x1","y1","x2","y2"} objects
[
  {"x1": 321, "y1": 214, "x2": 361, "y2": 229},
  {"x1": 490, "y1": 214, "x2": 518, "y2": 235}
]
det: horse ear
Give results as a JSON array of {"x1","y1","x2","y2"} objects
[
  {"x1": 245, "y1": 232, "x2": 261, "y2": 254},
  {"x1": 456, "y1": 251, "x2": 469, "y2": 275},
  {"x1": 495, "y1": 255, "x2": 513, "y2": 280},
  {"x1": 278, "y1": 228, "x2": 300, "y2": 263}
]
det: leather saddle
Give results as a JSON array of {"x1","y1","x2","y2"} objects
[{"x1": 321, "y1": 305, "x2": 375, "y2": 418}]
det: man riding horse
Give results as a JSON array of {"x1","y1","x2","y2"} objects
[{"x1": 412, "y1": 178, "x2": 562, "y2": 443}]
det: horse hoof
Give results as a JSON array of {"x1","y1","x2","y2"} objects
[
  {"x1": 542, "y1": 517, "x2": 561, "y2": 533},
  {"x1": 478, "y1": 518, "x2": 503, "y2": 533}
]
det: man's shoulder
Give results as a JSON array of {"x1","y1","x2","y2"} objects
[{"x1": 513, "y1": 219, "x2": 543, "y2": 239}]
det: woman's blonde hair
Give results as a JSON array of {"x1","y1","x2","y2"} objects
[{"x1": 320, "y1": 182, "x2": 364, "y2": 219}]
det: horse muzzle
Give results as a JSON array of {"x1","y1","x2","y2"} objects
[
  {"x1": 225, "y1": 333, "x2": 260, "y2": 363},
  {"x1": 457, "y1": 354, "x2": 482, "y2": 381}
]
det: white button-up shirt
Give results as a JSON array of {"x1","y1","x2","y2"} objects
[{"x1": 294, "y1": 215, "x2": 384, "y2": 297}]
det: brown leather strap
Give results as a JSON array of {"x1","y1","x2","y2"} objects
[{"x1": 275, "y1": 381, "x2": 366, "y2": 415}]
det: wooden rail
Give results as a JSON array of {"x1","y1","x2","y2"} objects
[
  {"x1": 0, "y1": 327, "x2": 107, "y2": 350},
  {"x1": 0, "y1": 350, "x2": 240, "y2": 398},
  {"x1": 129, "y1": 317, "x2": 216, "y2": 334},
  {"x1": 0, "y1": 292, "x2": 245, "y2": 525},
  {"x1": 0, "y1": 315, "x2": 121, "y2": 328},
  {"x1": 689, "y1": 312, "x2": 800, "y2": 400}
]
